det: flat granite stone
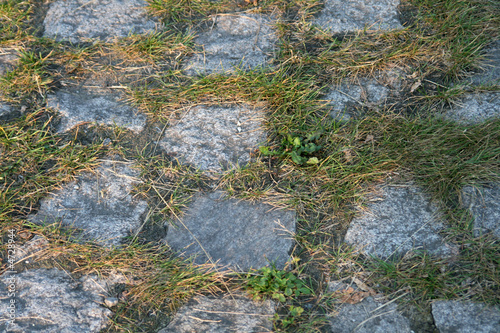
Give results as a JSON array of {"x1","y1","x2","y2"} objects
[
  {"x1": 467, "y1": 40, "x2": 500, "y2": 86},
  {"x1": 0, "y1": 268, "x2": 112, "y2": 332},
  {"x1": 443, "y1": 92, "x2": 499, "y2": 124},
  {"x1": 345, "y1": 185, "x2": 457, "y2": 259},
  {"x1": 0, "y1": 47, "x2": 19, "y2": 76},
  {"x1": 314, "y1": 0, "x2": 403, "y2": 35},
  {"x1": 47, "y1": 90, "x2": 146, "y2": 133},
  {"x1": 12, "y1": 235, "x2": 49, "y2": 265},
  {"x1": 158, "y1": 294, "x2": 276, "y2": 333},
  {"x1": 461, "y1": 184, "x2": 500, "y2": 238},
  {"x1": 183, "y1": 14, "x2": 277, "y2": 75},
  {"x1": 0, "y1": 103, "x2": 14, "y2": 119},
  {"x1": 432, "y1": 301, "x2": 500, "y2": 333},
  {"x1": 43, "y1": 0, "x2": 157, "y2": 43},
  {"x1": 165, "y1": 191, "x2": 296, "y2": 271},
  {"x1": 29, "y1": 159, "x2": 148, "y2": 247},
  {"x1": 159, "y1": 104, "x2": 266, "y2": 172},
  {"x1": 328, "y1": 281, "x2": 411, "y2": 333}
]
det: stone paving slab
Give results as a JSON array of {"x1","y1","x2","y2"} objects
[
  {"x1": 29, "y1": 158, "x2": 148, "y2": 247},
  {"x1": 12, "y1": 235, "x2": 49, "y2": 265},
  {"x1": 467, "y1": 40, "x2": 500, "y2": 86},
  {"x1": 461, "y1": 184, "x2": 500, "y2": 238},
  {"x1": 159, "y1": 104, "x2": 266, "y2": 172},
  {"x1": 43, "y1": 0, "x2": 157, "y2": 43},
  {"x1": 314, "y1": 0, "x2": 403, "y2": 35},
  {"x1": 158, "y1": 294, "x2": 276, "y2": 333},
  {"x1": 183, "y1": 13, "x2": 277, "y2": 75},
  {"x1": 0, "y1": 268, "x2": 112, "y2": 332},
  {"x1": 443, "y1": 92, "x2": 500, "y2": 124},
  {"x1": 165, "y1": 191, "x2": 295, "y2": 271},
  {"x1": 328, "y1": 280, "x2": 411, "y2": 333},
  {"x1": 345, "y1": 185, "x2": 457, "y2": 259},
  {"x1": 432, "y1": 300, "x2": 500, "y2": 333},
  {"x1": 47, "y1": 89, "x2": 147, "y2": 134},
  {"x1": 0, "y1": 47, "x2": 19, "y2": 76}
]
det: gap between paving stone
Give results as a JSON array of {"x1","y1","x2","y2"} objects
[
  {"x1": 158, "y1": 294, "x2": 276, "y2": 333},
  {"x1": 344, "y1": 184, "x2": 458, "y2": 260},
  {"x1": 43, "y1": 0, "x2": 158, "y2": 43},
  {"x1": 47, "y1": 89, "x2": 147, "y2": 134},
  {"x1": 183, "y1": 13, "x2": 278, "y2": 75},
  {"x1": 461, "y1": 183, "x2": 500, "y2": 238},
  {"x1": 29, "y1": 158, "x2": 149, "y2": 247},
  {"x1": 164, "y1": 191, "x2": 296, "y2": 272},
  {"x1": 0, "y1": 268, "x2": 114, "y2": 332},
  {"x1": 159, "y1": 104, "x2": 266, "y2": 173},
  {"x1": 314, "y1": 0, "x2": 403, "y2": 35}
]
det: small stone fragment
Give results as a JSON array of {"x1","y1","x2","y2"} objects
[
  {"x1": 0, "y1": 268, "x2": 112, "y2": 332},
  {"x1": 328, "y1": 281, "x2": 411, "y2": 333},
  {"x1": 345, "y1": 185, "x2": 456, "y2": 259},
  {"x1": 159, "y1": 104, "x2": 266, "y2": 172},
  {"x1": 183, "y1": 14, "x2": 277, "y2": 75},
  {"x1": 43, "y1": 0, "x2": 157, "y2": 43},
  {"x1": 158, "y1": 295, "x2": 276, "y2": 333},
  {"x1": 314, "y1": 0, "x2": 403, "y2": 35},
  {"x1": 432, "y1": 301, "x2": 500, "y2": 333},
  {"x1": 461, "y1": 184, "x2": 500, "y2": 238},
  {"x1": 29, "y1": 159, "x2": 148, "y2": 247},
  {"x1": 0, "y1": 47, "x2": 19, "y2": 76},
  {"x1": 47, "y1": 90, "x2": 146, "y2": 134},
  {"x1": 0, "y1": 103, "x2": 14, "y2": 119},
  {"x1": 165, "y1": 191, "x2": 295, "y2": 271}
]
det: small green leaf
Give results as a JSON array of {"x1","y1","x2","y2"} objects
[
  {"x1": 285, "y1": 287, "x2": 293, "y2": 296},
  {"x1": 306, "y1": 157, "x2": 319, "y2": 164},
  {"x1": 293, "y1": 137, "x2": 301, "y2": 147}
]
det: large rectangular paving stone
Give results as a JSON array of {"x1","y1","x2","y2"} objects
[
  {"x1": 345, "y1": 185, "x2": 457, "y2": 259},
  {"x1": 158, "y1": 294, "x2": 276, "y2": 333},
  {"x1": 43, "y1": 0, "x2": 157, "y2": 43},
  {"x1": 314, "y1": 0, "x2": 403, "y2": 35},
  {"x1": 47, "y1": 90, "x2": 146, "y2": 134},
  {"x1": 165, "y1": 191, "x2": 296, "y2": 271},
  {"x1": 0, "y1": 268, "x2": 112, "y2": 332},
  {"x1": 159, "y1": 104, "x2": 266, "y2": 172},
  {"x1": 183, "y1": 14, "x2": 278, "y2": 75},
  {"x1": 432, "y1": 301, "x2": 500, "y2": 333},
  {"x1": 29, "y1": 159, "x2": 148, "y2": 247}
]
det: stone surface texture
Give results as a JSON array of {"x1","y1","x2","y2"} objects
[
  {"x1": 0, "y1": 103, "x2": 13, "y2": 119},
  {"x1": 29, "y1": 159, "x2": 148, "y2": 246},
  {"x1": 160, "y1": 104, "x2": 266, "y2": 172},
  {"x1": 345, "y1": 185, "x2": 456, "y2": 259},
  {"x1": 43, "y1": 0, "x2": 157, "y2": 43},
  {"x1": 0, "y1": 47, "x2": 18, "y2": 76},
  {"x1": 314, "y1": 0, "x2": 403, "y2": 35},
  {"x1": 165, "y1": 191, "x2": 295, "y2": 271},
  {"x1": 328, "y1": 281, "x2": 411, "y2": 333},
  {"x1": 47, "y1": 90, "x2": 146, "y2": 133},
  {"x1": 158, "y1": 295, "x2": 275, "y2": 333},
  {"x1": 444, "y1": 92, "x2": 500, "y2": 124},
  {"x1": 432, "y1": 300, "x2": 500, "y2": 333},
  {"x1": 468, "y1": 40, "x2": 500, "y2": 85},
  {"x1": 461, "y1": 184, "x2": 500, "y2": 238},
  {"x1": 0, "y1": 268, "x2": 112, "y2": 332},
  {"x1": 12, "y1": 235, "x2": 49, "y2": 264},
  {"x1": 183, "y1": 14, "x2": 277, "y2": 74}
]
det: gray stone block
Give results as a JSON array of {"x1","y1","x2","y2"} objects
[
  {"x1": 43, "y1": 0, "x2": 157, "y2": 43},
  {"x1": 443, "y1": 92, "x2": 500, "y2": 124},
  {"x1": 345, "y1": 185, "x2": 457, "y2": 259},
  {"x1": 47, "y1": 90, "x2": 146, "y2": 133},
  {"x1": 328, "y1": 281, "x2": 411, "y2": 333},
  {"x1": 314, "y1": 0, "x2": 403, "y2": 35},
  {"x1": 0, "y1": 103, "x2": 13, "y2": 119},
  {"x1": 183, "y1": 14, "x2": 277, "y2": 75},
  {"x1": 432, "y1": 300, "x2": 500, "y2": 333},
  {"x1": 158, "y1": 294, "x2": 276, "y2": 333},
  {"x1": 0, "y1": 47, "x2": 18, "y2": 76},
  {"x1": 165, "y1": 191, "x2": 296, "y2": 271},
  {"x1": 0, "y1": 268, "x2": 112, "y2": 332},
  {"x1": 159, "y1": 104, "x2": 266, "y2": 172},
  {"x1": 29, "y1": 159, "x2": 148, "y2": 247},
  {"x1": 461, "y1": 184, "x2": 500, "y2": 238}
]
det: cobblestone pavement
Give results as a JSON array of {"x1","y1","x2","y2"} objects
[{"x1": 0, "y1": 0, "x2": 498, "y2": 332}]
